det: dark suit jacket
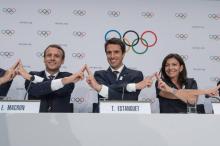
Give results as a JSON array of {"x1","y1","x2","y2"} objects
[
  {"x1": 25, "y1": 71, "x2": 75, "y2": 113},
  {"x1": 93, "y1": 66, "x2": 143, "y2": 112},
  {"x1": 0, "y1": 68, "x2": 13, "y2": 97}
]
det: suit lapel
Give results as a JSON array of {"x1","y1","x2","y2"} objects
[
  {"x1": 41, "y1": 71, "x2": 48, "y2": 81},
  {"x1": 118, "y1": 66, "x2": 128, "y2": 81},
  {"x1": 56, "y1": 72, "x2": 62, "y2": 79},
  {"x1": 107, "y1": 66, "x2": 129, "y2": 82},
  {"x1": 107, "y1": 67, "x2": 117, "y2": 83}
]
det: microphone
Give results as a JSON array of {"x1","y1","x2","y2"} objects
[
  {"x1": 205, "y1": 94, "x2": 220, "y2": 102},
  {"x1": 122, "y1": 86, "x2": 125, "y2": 100},
  {"x1": 205, "y1": 94, "x2": 210, "y2": 98},
  {"x1": 120, "y1": 74, "x2": 126, "y2": 100},
  {"x1": 24, "y1": 75, "x2": 35, "y2": 100}
]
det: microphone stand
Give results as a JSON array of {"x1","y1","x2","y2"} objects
[{"x1": 24, "y1": 76, "x2": 35, "y2": 100}]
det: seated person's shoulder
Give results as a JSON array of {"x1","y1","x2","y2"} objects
[
  {"x1": 126, "y1": 67, "x2": 143, "y2": 75},
  {"x1": 29, "y1": 71, "x2": 43, "y2": 76},
  {"x1": 185, "y1": 78, "x2": 197, "y2": 88},
  {"x1": 185, "y1": 78, "x2": 196, "y2": 83},
  {"x1": 94, "y1": 70, "x2": 106, "y2": 75},
  {"x1": 59, "y1": 71, "x2": 73, "y2": 77}
]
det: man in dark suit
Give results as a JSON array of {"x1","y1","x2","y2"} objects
[
  {"x1": 18, "y1": 44, "x2": 84, "y2": 112},
  {"x1": 85, "y1": 38, "x2": 154, "y2": 112},
  {"x1": 0, "y1": 61, "x2": 19, "y2": 97}
]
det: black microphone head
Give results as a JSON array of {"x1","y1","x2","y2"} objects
[{"x1": 205, "y1": 94, "x2": 210, "y2": 98}]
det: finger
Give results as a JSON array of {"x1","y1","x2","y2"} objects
[
  {"x1": 155, "y1": 72, "x2": 161, "y2": 80},
  {"x1": 79, "y1": 71, "x2": 84, "y2": 77},
  {"x1": 11, "y1": 59, "x2": 20, "y2": 69},
  {"x1": 80, "y1": 64, "x2": 86, "y2": 72},
  {"x1": 149, "y1": 72, "x2": 157, "y2": 80},
  {"x1": 85, "y1": 64, "x2": 93, "y2": 75},
  {"x1": 80, "y1": 74, "x2": 84, "y2": 80},
  {"x1": 146, "y1": 82, "x2": 152, "y2": 88},
  {"x1": 86, "y1": 78, "x2": 91, "y2": 84},
  {"x1": 145, "y1": 75, "x2": 154, "y2": 81}
]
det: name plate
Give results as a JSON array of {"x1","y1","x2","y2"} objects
[
  {"x1": 0, "y1": 100, "x2": 40, "y2": 113},
  {"x1": 100, "y1": 101, "x2": 151, "y2": 114},
  {"x1": 212, "y1": 103, "x2": 220, "y2": 114}
]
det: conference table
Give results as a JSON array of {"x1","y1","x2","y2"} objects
[{"x1": 0, "y1": 113, "x2": 219, "y2": 146}]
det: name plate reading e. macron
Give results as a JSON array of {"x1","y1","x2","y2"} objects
[
  {"x1": 100, "y1": 101, "x2": 151, "y2": 114},
  {"x1": 0, "y1": 100, "x2": 40, "y2": 113}
]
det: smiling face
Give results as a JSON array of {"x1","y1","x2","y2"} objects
[
  {"x1": 106, "y1": 44, "x2": 125, "y2": 70},
  {"x1": 44, "y1": 47, "x2": 64, "y2": 74},
  {"x1": 164, "y1": 57, "x2": 183, "y2": 80}
]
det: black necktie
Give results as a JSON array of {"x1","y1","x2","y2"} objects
[
  {"x1": 113, "y1": 71, "x2": 119, "y2": 80},
  {"x1": 47, "y1": 75, "x2": 55, "y2": 112},
  {"x1": 48, "y1": 75, "x2": 55, "y2": 80}
]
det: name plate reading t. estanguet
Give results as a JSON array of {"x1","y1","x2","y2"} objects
[{"x1": 100, "y1": 101, "x2": 151, "y2": 114}]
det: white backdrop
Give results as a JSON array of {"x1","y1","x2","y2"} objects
[{"x1": 0, "y1": 0, "x2": 220, "y2": 113}]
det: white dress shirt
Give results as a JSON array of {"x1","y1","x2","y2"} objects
[{"x1": 32, "y1": 70, "x2": 65, "y2": 91}]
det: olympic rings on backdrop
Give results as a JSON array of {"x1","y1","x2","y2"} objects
[
  {"x1": 132, "y1": 38, "x2": 148, "y2": 54},
  {"x1": 104, "y1": 29, "x2": 157, "y2": 54},
  {"x1": 123, "y1": 30, "x2": 139, "y2": 47}
]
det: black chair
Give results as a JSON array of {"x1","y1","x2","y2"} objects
[
  {"x1": 196, "y1": 104, "x2": 205, "y2": 114},
  {"x1": 92, "y1": 103, "x2": 99, "y2": 113}
]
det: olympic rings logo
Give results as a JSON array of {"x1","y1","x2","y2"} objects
[
  {"x1": 73, "y1": 31, "x2": 87, "y2": 37},
  {"x1": 175, "y1": 12, "x2": 187, "y2": 19},
  {"x1": 209, "y1": 35, "x2": 220, "y2": 40},
  {"x1": 2, "y1": 8, "x2": 16, "y2": 14},
  {"x1": 107, "y1": 10, "x2": 120, "y2": 17},
  {"x1": 72, "y1": 53, "x2": 85, "y2": 59},
  {"x1": 1, "y1": 29, "x2": 15, "y2": 36},
  {"x1": 38, "y1": 8, "x2": 51, "y2": 15},
  {"x1": 209, "y1": 56, "x2": 220, "y2": 62},
  {"x1": 73, "y1": 97, "x2": 85, "y2": 104},
  {"x1": 140, "y1": 98, "x2": 155, "y2": 103},
  {"x1": 210, "y1": 77, "x2": 220, "y2": 82},
  {"x1": 104, "y1": 30, "x2": 158, "y2": 54},
  {"x1": 36, "y1": 52, "x2": 44, "y2": 58},
  {"x1": 208, "y1": 14, "x2": 220, "y2": 20},
  {"x1": 37, "y1": 30, "x2": 51, "y2": 37},
  {"x1": 73, "y1": 9, "x2": 86, "y2": 16},
  {"x1": 180, "y1": 55, "x2": 188, "y2": 61},
  {"x1": 141, "y1": 11, "x2": 154, "y2": 18},
  {"x1": 0, "y1": 51, "x2": 14, "y2": 58},
  {"x1": 175, "y1": 33, "x2": 188, "y2": 40}
]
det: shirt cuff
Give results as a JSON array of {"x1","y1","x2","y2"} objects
[
  {"x1": 98, "y1": 84, "x2": 109, "y2": 99},
  {"x1": 126, "y1": 83, "x2": 136, "y2": 92},
  {"x1": 32, "y1": 75, "x2": 44, "y2": 83},
  {"x1": 51, "y1": 79, "x2": 64, "y2": 91}
]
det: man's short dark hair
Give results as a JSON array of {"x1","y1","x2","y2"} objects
[
  {"x1": 104, "y1": 38, "x2": 126, "y2": 54},
  {"x1": 44, "y1": 44, "x2": 65, "y2": 59}
]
